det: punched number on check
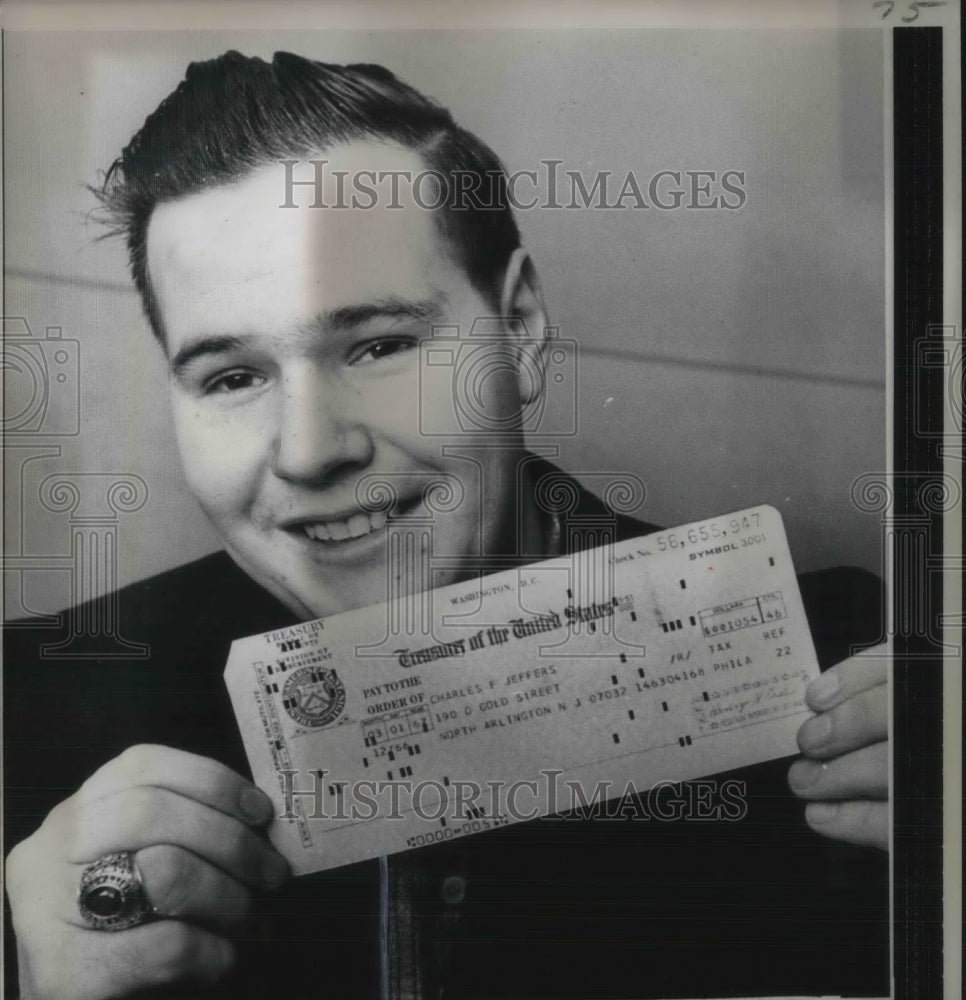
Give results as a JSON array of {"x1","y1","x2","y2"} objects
[{"x1": 225, "y1": 504, "x2": 818, "y2": 874}]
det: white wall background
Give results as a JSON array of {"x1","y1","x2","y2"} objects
[{"x1": 3, "y1": 29, "x2": 885, "y2": 617}]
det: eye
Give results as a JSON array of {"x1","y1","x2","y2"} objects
[
  {"x1": 204, "y1": 370, "x2": 266, "y2": 394},
  {"x1": 351, "y1": 337, "x2": 418, "y2": 366}
]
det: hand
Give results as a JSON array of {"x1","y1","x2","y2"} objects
[
  {"x1": 787, "y1": 644, "x2": 889, "y2": 851},
  {"x1": 5, "y1": 745, "x2": 290, "y2": 1000}
]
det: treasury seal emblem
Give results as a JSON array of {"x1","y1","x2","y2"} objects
[{"x1": 282, "y1": 667, "x2": 346, "y2": 728}]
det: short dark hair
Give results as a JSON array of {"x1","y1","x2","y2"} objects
[{"x1": 95, "y1": 50, "x2": 522, "y2": 343}]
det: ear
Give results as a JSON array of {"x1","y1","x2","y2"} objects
[{"x1": 499, "y1": 247, "x2": 550, "y2": 406}]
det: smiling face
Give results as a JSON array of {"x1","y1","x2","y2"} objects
[{"x1": 148, "y1": 141, "x2": 542, "y2": 620}]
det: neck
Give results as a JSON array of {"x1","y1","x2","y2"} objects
[{"x1": 474, "y1": 451, "x2": 562, "y2": 576}]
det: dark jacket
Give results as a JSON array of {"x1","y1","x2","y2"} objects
[{"x1": 4, "y1": 465, "x2": 888, "y2": 999}]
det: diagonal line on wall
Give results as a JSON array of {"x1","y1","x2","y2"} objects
[
  {"x1": 6, "y1": 268, "x2": 886, "y2": 391},
  {"x1": 580, "y1": 346, "x2": 886, "y2": 391}
]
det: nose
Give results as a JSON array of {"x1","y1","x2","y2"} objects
[{"x1": 271, "y1": 365, "x2": 374, "y2": 484}]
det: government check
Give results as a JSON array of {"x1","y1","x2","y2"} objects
[{"x1": 225, "y1": 504, "x2": 819, "y2": 874}]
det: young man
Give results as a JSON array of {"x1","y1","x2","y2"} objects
[{"x1": 4, "y1": 52, "x2": 889, "y2": 999}]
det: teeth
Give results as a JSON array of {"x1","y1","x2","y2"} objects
[
  {"x1": 301, "y1": 509, "x2": 388, "y2": 543},
  {"x1": 346, "y1": 513, "x2": 370, "y2": 538}
]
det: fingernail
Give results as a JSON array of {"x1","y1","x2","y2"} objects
[
  {"x1": 799, "y1": 712, "x2": 833, "y2": 751},
  {"x1": 240, "y1": 786, "x2": 274, "y2": 824},
  {"x1": 788, "y1": 759, "x2": 825, "y2": 790},
  {"x1": 806, "y1": 802, "x2": 837, "y2": 825},
  {"x1": 808, "y1": 670, "x2": 840, "y2": 707}
]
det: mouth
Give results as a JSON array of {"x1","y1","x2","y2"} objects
[
  {"x1": 302, "y1": 509, "x2": 387, "y2": 542},
  {"x1": 289, "y1": 494, "x2": 423, "y2": 545}
]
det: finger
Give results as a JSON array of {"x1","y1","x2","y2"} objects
[
  {"x1": 788, "y1": 741, "x2": 888, "y2": 800},
  {"x1": 72, "y1": 921, "x2": 235, "y2": 998},
  {"x1": 797, "y1": 683, "x2": 888, "y2": 759},
  {"x1": 138, "y1": 846, "x2": 253, "y2": 930},
  {"x1": 77, "y1": 745, "x2": 274, "y2": 826},
  {"x1": 805, "y1": 645, "x2": 888, "y2": 712},
  {"x1": 58, "y1": 787, "x2": 290, "y2": 889},
  {"x1": 60, "y1": 846, "x2": 252, "y2": 932},
  {"x1": 804, "y1": 800, "x2": 889, "y2": 851}
]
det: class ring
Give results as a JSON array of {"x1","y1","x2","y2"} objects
[{"x1": 78, "y1": 852, "x2": 156, "y2": 931}]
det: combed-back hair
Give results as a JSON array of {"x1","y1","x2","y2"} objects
[{"x1": 95, "y1": 50, "x2": 521, "y2": 342}]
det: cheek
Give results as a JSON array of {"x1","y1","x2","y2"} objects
[
  {"x1": 364, "y1": 378, "x2": 421, "y2": 431},
  {"x1": 410, "y1": 367, "x2": 521, "y2": 441},
  {"x1": 350, "y1": 373, "x2": 429, "y2": 459},
  {"x1": 172, "y1": 406, "x2": 269, "y2": 513}
]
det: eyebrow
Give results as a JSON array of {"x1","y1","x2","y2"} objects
[
  {"x1": 169, "y1": 297, "x2": 446, "y2": 377},
  {"x1": 170, "y1": 335, "x2": 248, "y2": 377},
  {"x1": 317, "y1": 297, "x2": 445, "y2": 334}
]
